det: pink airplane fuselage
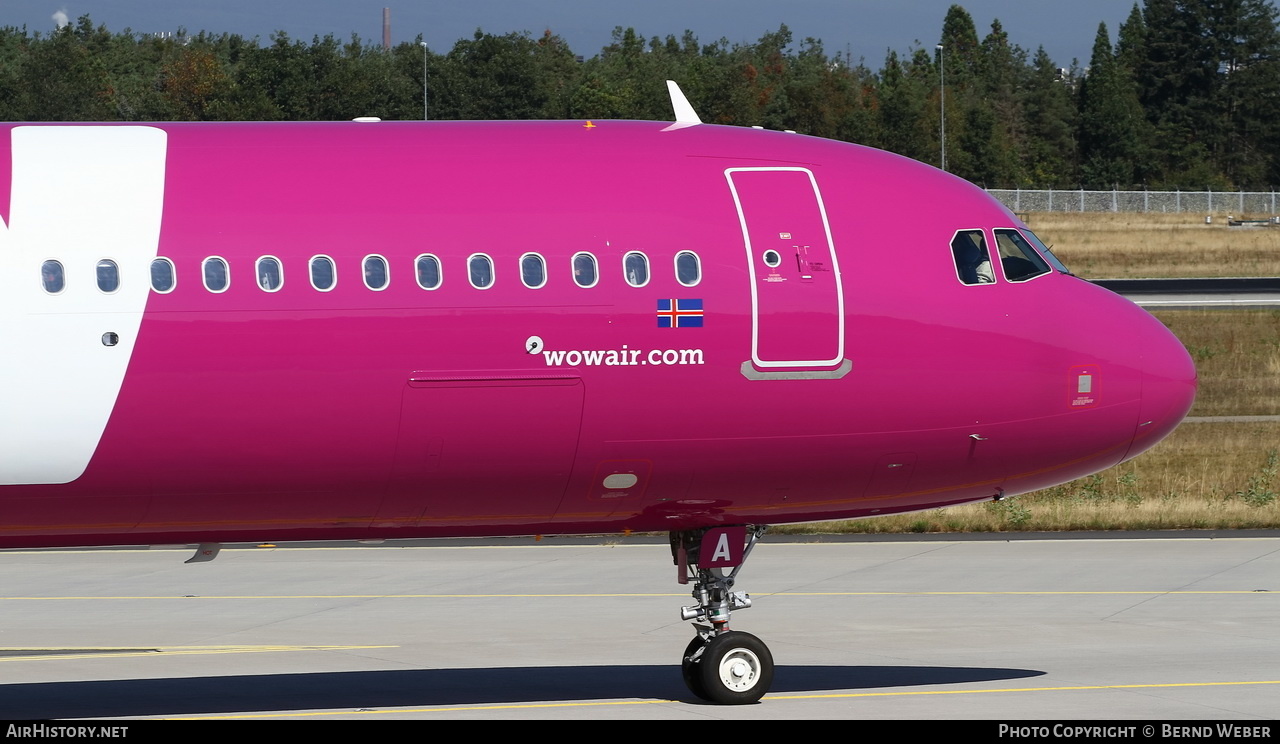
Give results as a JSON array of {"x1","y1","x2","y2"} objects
[{"x1": 0, "y1": 120, "x2": 1195, "y2": 548}]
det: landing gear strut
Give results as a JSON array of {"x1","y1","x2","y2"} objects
[{"x1": 670, "y1": 524, "x2": 774, "y2": 704}]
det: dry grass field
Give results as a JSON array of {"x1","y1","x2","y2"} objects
[
  {"x1": 1024, "y1": 212, "x2": 1280, "y2": 278},
  {"x1": 1159, "y1": 309, "x2": 1280, "y2": 416}
]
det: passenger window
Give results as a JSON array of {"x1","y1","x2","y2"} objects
[
  {"x1": 203, "y1": 257, "x2": 229, "y2": 293},
  {"x1": 41, "y1": 260, "x2": 65, "y2": 294},
  {"x1": 363, "y1": 255, "x2": 389, "y2": 290},
  {"x1": 573, "y1": 252, "x2": 598, "y2": 288},
  {"x1": 624, "y1": 252, "x2": 649, "y2": 287},
  {"x1": 951, "y1": 230, "x2": 994, "y2": 285},
  {"x1": 994, "y1": 229, "x2": 1051, "y2": 282},
  {"x1": 95, "y1": 259, "x2": 120, "y2": 293},
  {"x1": 256, "y1": 256, "x2": 283, "y2": 292},
  {"x1": 151, "y1": 258, "x2": 175, "y2": 293},
  {"x1": 416, "y1": 254, "x2": 442, "y2": 290},
  {"x1": 520, "y1": 253, "x2": 546, "y2": 288},
  {"x1": 469, "y1": 253, "x2": 494, "y2": 289},
  {"x1": 310, "y1": 255, "x2": 336, "y2": 291},
  {"x1": 1020, "y1": 229, "x2": 1072, "y2": 275},
  {"x1": 675, "y1": 251, "x2": 701, "y2": 287}
]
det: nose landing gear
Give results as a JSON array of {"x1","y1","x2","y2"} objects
[{"x1": 671, "y1": 525, "x2": 774, "y2": 704}]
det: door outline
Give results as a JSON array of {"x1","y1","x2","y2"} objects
[{"x1": 725, "y1": 166, "x2": 845, "y2": 369}]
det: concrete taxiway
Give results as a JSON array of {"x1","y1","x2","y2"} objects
[
  {"x1": 0, "y1": 533, "x2": 1277, "y2": 720},
  {"x1": 1130, "y1": 294, "x2": 1280, "y2": 309}
]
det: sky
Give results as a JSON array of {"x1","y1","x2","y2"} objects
[{"x1": 2, "y1": 1, "x2": 1137, "y2": 68}]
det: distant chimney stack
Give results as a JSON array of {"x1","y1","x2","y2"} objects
[{"x1": 383, "y1": 8, "x2": 391, "y2": 50}]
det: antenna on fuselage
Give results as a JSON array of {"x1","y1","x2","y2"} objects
[{"x1": 666, "y1": 80, "x2": 702, "y2": 125}]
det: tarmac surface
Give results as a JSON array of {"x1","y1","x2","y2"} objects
[
  {"x1": 1130, "y1": 294, "x2": 1280, "y2": 309},
  {"x1": 0, "y1": 533, "x2": 1277, "y2": 721},
  {"x1": 1096, "y1": 277, "x2": 1280, "y2": 309}
]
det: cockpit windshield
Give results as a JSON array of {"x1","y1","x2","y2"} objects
[
  {"x1": 994, "y1": 229, "x2": 1052, "y2": 282},
  {"x1": 1019, "y1": 229, "x2": 1073, "y2": 275}
]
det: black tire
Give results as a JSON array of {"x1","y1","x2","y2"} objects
[
  {"x1": 695, "y1": 630, "x2": 773, "y2": 704},
  {"x1": 681, "y1": 635, "x2": 712, "y2": 701}
]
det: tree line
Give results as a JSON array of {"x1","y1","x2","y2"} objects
[{"x1": 3, "y1": 1, "x2": 1279, "y2": 190}]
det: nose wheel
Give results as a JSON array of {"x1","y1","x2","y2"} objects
[
  {"x1": 672, "y1": 525, "x2": 774, "y2": 704},
  {"x1": 683, "y1": 630, "x2": 774, "y2": 704}
]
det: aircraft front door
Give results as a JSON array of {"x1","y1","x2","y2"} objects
[{"x1": 726, "y1": 167, "x2": 845, "y2": 373}]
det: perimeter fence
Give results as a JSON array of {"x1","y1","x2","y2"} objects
[{"x1": 986, "y1": 188, "x2": 1280, "y2": 215}]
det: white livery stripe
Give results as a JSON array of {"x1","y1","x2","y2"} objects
[{"x1": 0, "y1": 126, "x2": 167, "y2": 485}]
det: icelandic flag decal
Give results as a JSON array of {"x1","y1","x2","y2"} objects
[{"x1": 657, "y1": 298, "x2": 704, "y2": 328}]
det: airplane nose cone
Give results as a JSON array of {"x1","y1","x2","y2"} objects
[{"x1": 1126, "y1": 317, "x2": 1197, "y2": 461}]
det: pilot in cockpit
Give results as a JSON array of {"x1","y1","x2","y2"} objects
[{"x1": 951, "y1": 230, "x2": 995, "y2": 285}]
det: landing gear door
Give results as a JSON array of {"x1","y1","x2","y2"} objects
[{"x1": 726, "y1": 167, "x2": 845, "y2": 371}]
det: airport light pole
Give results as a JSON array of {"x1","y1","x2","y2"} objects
[
  {"x1": 936, "y1": 43, "x2": 946, "y2": 172},
  {"x1": 427, "y1": 41, "x2": 437, "y2": 119}
]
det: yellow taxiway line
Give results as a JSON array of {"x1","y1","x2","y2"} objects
[
  {"x1": 0, "y1": 589, "x2": 1272, "y2": 600},
  {"x1": 0, "y1": 645, "x2": 395, "y2": 662}
]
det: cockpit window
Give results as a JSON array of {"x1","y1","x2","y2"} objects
[
  {"x1": 951, "y1": 230, "x2": 994, "y2": 285},
  {"x1": 1019, "y1": 229, "x2": 1073, "y2": 275},
  {"x1": 994, "y1": 229, "x2": 1052, "y2": 282}
]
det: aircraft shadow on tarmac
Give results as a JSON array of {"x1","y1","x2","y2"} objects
[{"x1": 0, "y1": 665, "x2": 1045, "y2": 718}]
